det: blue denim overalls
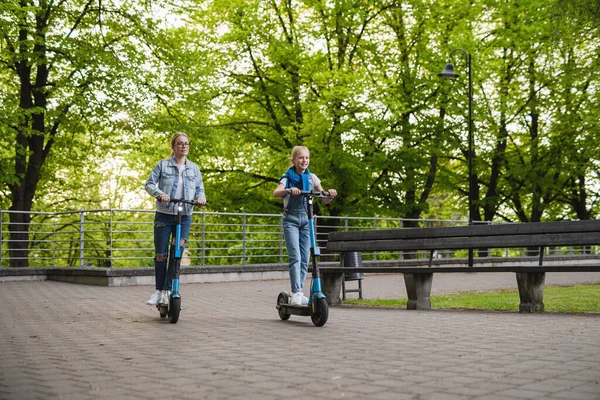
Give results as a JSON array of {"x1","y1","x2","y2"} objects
[{"x1": 283, "y1": 184, "x2": 311, "y2": 294}]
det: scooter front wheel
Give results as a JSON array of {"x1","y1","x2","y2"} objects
[
  {"x1": 277, "y1": 292, "x2": 291, "y2": 320},
  {"x1": 311, "y1": 296, "x2": 328, "y2": 327},
  {"x1": 168, "y1": 296, "x2": 181, "y2": 324}
]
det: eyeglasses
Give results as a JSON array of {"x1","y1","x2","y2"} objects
[{"x1": 175, "y1": 142, "x2": 190, "y2": 147}]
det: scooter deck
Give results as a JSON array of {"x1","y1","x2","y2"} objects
[{"x1": 277, "y1": 304, "x2": 311, "y2": 316}]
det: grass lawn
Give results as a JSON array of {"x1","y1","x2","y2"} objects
[{"x1": 343, "y1": 284, "x2": 600, "y2": 313}]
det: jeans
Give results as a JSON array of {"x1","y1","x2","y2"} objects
[
  {"x1": 283, "y1": 210, "x2": 310, "y2": 293},
  {"x1": 153, "y1": 212, "x2": 192, "y2": 290}
]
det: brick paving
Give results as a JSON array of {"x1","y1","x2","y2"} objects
[{"x1": 1, "y1": 272, "x2": 599, "y2": 400}]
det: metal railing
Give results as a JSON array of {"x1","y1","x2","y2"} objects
[{"x1": 0, "y1": 209, "x2": 597, "y2": 268}]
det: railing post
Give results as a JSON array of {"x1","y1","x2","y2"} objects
[
  {"x1": 0, "y1": 210, "x2": 3, "y2": 268},
  {"x1": 53, "y1": 214, "x2": 57, "y2": 267},
  {"x1": 109, "y1": 209, "x2": 113, "y2": 268},
  {"x1": 314, "y1": 214, "x2": 318, "y2": 245},
  {"x1": 398, "y1": 218, "x2": 403, "y2": 259},
  {"x1": 80, "y1": 210, "x2": 85, "y2": 268},
  {"x1": 279, "y1": 215, "x2": 284, "y2": 264},
  {"x1": 373, "y1": 217, "x2": 377, "y2": 260},
  {"x1": 201, "y1": 212, "x2": 206, "y2": 265},
  {"x1": 242, "y1": 214, "x2": 247, "y2": 265}
]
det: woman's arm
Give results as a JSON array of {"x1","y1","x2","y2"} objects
[
  {"x1": 194, "y1": 165, "x2": 206, "y2": 204},
  {"x1": 145, "y1": 162, "x2": 165, "y2": 199}
]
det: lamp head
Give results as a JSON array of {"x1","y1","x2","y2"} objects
[{"x1": 438, "y1": 63, "x2": 459, "y2": 79}]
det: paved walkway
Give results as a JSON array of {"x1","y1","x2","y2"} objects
[{"x1": 1, "y1": 273, "x2": 599, "y2": 400}]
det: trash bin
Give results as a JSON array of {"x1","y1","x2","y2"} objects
[{"x1": 343, "y1": 251, "x2": 364, "y2": 281}]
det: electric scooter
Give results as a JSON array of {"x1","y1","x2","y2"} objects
[
  {"x1": 276, "y1": 190, "x2": 332, "y2": 327},
  {"x1": 156, "y1": 198, "x2": 202, "y2": 324}
]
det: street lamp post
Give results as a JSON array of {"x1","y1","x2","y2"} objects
[{"x1": 438, "y1": 48, "x2": 474, "y2": 266}]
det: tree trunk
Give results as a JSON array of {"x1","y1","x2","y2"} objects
[{"x1": 7, "y1": 4, "x2": 52, "y2": 268}]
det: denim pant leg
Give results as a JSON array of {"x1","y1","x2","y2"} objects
[
  {"x1": 154, "y1": 213, "x2": 173, "y2": 290},
  {"x1": 165, "y1": 215, "x2": 192, "y2": 291},
  {"x1": 284, "y1": 212, "x2": 309, "y2": 293},
  {"x1": 298, "y1": 214, "x2": 309, "y2": 291},
  {"x1": 154, "y1": 213, "x2": 192, "y2": 290}
]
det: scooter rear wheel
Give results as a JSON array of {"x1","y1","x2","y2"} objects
[
  {"x1": 168, "y1": 297, "x2": 181, "y2": 324},
  {"x1": 277, "y1": 292, "x2": 291, "y2": 320},
  {"x1": 311, "y1": 296, "x2": 328, "y2": 327}
]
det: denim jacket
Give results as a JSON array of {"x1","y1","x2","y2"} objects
[{"x1": 145, "y1": 158, "x2": 205, "y2": 215}]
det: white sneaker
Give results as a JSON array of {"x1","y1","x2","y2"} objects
[
  {"x1": 159, "y1": 291, "x2": 169, "y2": 305},
  {"x1": 301, "y1": 295, "x2": 309, "y2": 305},
  {"x1": 290, "y1": 292, "x2": 303, "y2": 306},
  {"x1": 146, "y1": 291, "x2": 161, "y2": 305}
]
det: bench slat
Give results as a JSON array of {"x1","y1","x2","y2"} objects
[
  {"x1": 328, "y1": 220, "x2": 600, "y2": 242},
  {"x1": 324, "y1": 232, "x2": 600, "y2": 253}
]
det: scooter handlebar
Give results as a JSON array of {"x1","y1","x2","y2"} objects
[
  {"x1": 298, "y1": 190, "x2": 332, "y2": 198},
  {"x1": 167, "y1": 198, "x2": 205, "y2": 206}
]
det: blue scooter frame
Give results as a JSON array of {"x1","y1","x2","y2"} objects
[
  {"x1": 156, "y1": 198, "x2": 202, "y2": 324},
  {"x1": 276, "y1": 190, "x2": 331, "y2": 327}
]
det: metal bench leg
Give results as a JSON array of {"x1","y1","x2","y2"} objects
[
  {"x1": 321, "y1": 271, "x2": 343, "y2": 306},
  {"x1": 342, "y1": 278, "x2": 363, "y2": 300},
  {"x1": 516, "y1": 272, "x2": 545, "y2": 313},
  {"x1": 403, "y1": 273, "x2": 433, "y2": 310}
]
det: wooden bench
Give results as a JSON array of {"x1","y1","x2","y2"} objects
[{"x1": 320, "y1": 220, "x2": 600, "y2": 312}]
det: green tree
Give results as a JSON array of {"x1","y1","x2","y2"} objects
[
  {"x1": 0, "y1": 0, "x2": 170, "y2": 266},
  {"x1": 176, "y1": 0, "x2": 473, "y2": 225},
  {"x1": 495, "y1": 1, "x2": 600, "y2": 222}
]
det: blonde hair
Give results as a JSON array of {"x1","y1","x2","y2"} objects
[
  {"x1": 169, "y1": 132, "x2": 189, "y2": 157},
  {"x1": 289, "y1": 145, "x2": 309, "y2": 165}
]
